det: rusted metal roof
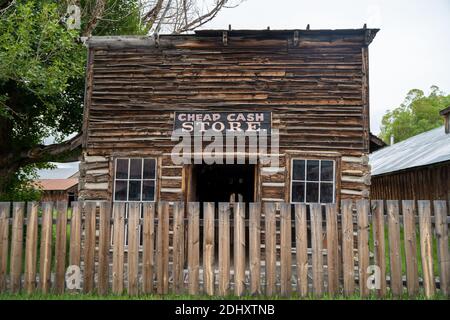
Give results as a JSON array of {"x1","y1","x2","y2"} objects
[{"x1": 35, "y1": 179, "x2": 78, "y2": 191}]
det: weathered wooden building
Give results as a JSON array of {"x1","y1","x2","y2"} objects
[
  {"x1": 370, "y1": 107, "x2": 450, "y2": 202},
  {"x1": 35, "y1": 178, "x2": 78, "y2": 203},
  {"x1": 79, "y1": 28, "x2": 378, "y2": 205}
]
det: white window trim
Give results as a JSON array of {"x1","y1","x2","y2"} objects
[{"x1": 290, "y1": 158, "x2": 336, "y2": 204}]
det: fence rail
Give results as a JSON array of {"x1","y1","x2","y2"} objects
[{"x1": 0, "y1": 200, "x2": 448, "y2": 298}]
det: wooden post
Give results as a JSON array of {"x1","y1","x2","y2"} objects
[
  {"x1": 39, "y1": 202, "x2": 53, "y2": 294},
  {"x1": 341, "y1": 199, "x2": 355, "y2": 295},
  {"x1": 356, "y1": 200, "x2": 370, "y2": 297},
  {"x1": 295, "y1": 203, "x2": 308, "y2": 297},
  {"x1": 83, "y1": 202, "x2": 96, "y2": 294},
  {"x1": 0, "y1": 202, "x2": 10, "y2": 292},
  {"x1": 280, "y1": 203, "x2": 292, "y2": 296},
  {"x1": 203, "y1": 202, "x2": 215, "y2": 295},
  {"x1": 402, "y1": 200, "x2": 419, "y2": 296},
  {"x1": 54, "y1": 201, "x2": 68, "y2": 294},
  {"x1": 157, "y1": 201, "x2": 170, "y2": 294},
  {"x1": 418, "y1": 200, "x2": 436, "y2": 298},
  {"x1": 234, "y1": 202, "x2": 245, "y2": 296},
  {"x1": 10, "y1": 202, "x2": 25, "y2": 293},
  {"x1": 24, "y1": 202, "x2": 39, "y2": 294},
  {"x1": 310, "y1": 203, "x2": 323, "y2": 296},
  {"x1": 326, "y1": 203, "x2": 339, "y2": 296},
  {"x1": 188, "y1": 202, "x2": 200, "y2": 295},
  {"x1": 218, "y1": 203, "x2": 231, "y2": 296},
  {"x1": 142, "y1": 202, "x2": 155, "y2": 294},
  {"x1": 98, "y1": 202, "x2": 111, "y2": 295},
  {"x1": 386, "y1": 200, "x2": 402, "y2": 296},
  {"x1": 249, "y1": 202, "x2": 261, "y2": 296},
  {"x1": 264, "y1": 202, "x2": 276, "y2": 296},
  {"x1": 371, "y1": 200, "x2": 386, "y2": 297},
  {"x1": 127, "y1": 202, "x2": 140, "y2": 295},
  {"x1": 173, "y1": 202, "x2": 185, "y2": 294},
  {"x1": 112, "y1": 202, "x2": 125, "y2": 294},
  {"x1": 433, "y1": 200, "x2": 449, "y2": 296}
]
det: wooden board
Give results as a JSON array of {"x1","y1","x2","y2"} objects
[
  {"x1": 218, "y1": 202, "x2": 231, "y2": 296},
  {"x1": 341, "y1": 199, "x2": 355, "y2": 295},
  {"x1": 69, "y1": 202, "x2": 82, "y2": 267},
  {"x1": 433, "y1": 200, "x2": 449, "y2": 296},
  {"x1": 112, "y1": 202, "x2": 125, "y2": 294},
  {"x1": 142, "y1": 202, "x2": 155, "y2": 294},
  {"x1": 402, "y1": 200, "x2": 419, "y2": 296},
  {"x1": 83, "y1": 202, "x2": 97, "y2": 293},
  {"x1": 249, "y1": 202, "x2": 261, "y2": 295},
  {"x1": 325, "y1": 203, "x2": 339, "y2": 296},
  {"x1": 280, "y1": 202, "x2": 292, "y2": 296},
  {"x1": 417, "y1": 200, "x2": 436, "y2": 298},
  {"x1": 386, "y1": 200, "x2": 402, "y2": 296},
  {"x1": 371, "y1": 200, "x2": 386, "y2": 297},
  {"x1": 234, "y1": 202, "x2": 246, "y2": 296},
  {"x1": 264, "y1": 202, "x2": 276, "y2": 296},
  {"x1": 0, "y1": 202, "x2": 10, "y2": 292},
  {"x1": 156, "y1": 201, "x2": 170, "y2": 294},
  {"x1": 188, "y1": 202, "x2": 200, "y2": 295},
  {"x1": 24, "y1": 202, "x2": 38, "y2": 294},
  {"x1": 39, "y1": 202, "x2": 53, "y2": 294},
  {"x1": 173, "y1": 202, "x2": 185, "y2": 294},
  {"x1": 98, "y1": 202, "x2": 111, "y2": 295},
  {"x1": 54, "y1": 201, "x2": 68, "y2": 294},
  {"x1": 310, "y1": 203, "x2": 323, "y2": 296},
  {"x1": 203, "y1": 202, "x2": 215, "y2": 295},
  {"x1": 10, "y1": 202, "x2": 25, "y2": 293},
  {"x1": 356, "y1": 199, "x2": 369, "y2": 297},
  {"x1": 294, "y1": 203, "x2": 308, "y2": 297},
  {"x1": 127, "y1": 202, "x2": 140, "y2": 295}
]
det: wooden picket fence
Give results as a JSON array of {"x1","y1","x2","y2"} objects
[{"x1": 0, "y1": 200, "x2": 448, "y2": 298}]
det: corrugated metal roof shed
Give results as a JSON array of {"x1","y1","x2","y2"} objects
[{"x1": 369, "y1": 126, "x2": 450, "y2": 176}]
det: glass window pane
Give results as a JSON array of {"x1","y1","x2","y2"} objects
[
  {"x1": 291, "y1": 181, "x2": 305, "y2": 202},
  {"x1": 321, "y1": 161, "x2": 334, "y2": 182},
  {"x1": 114, "y1": 180, "x2": 127, "y2": 201},
  {"x1": 130, "y1": 159, "x2": 142, "y2": 179},
  {"x1": 320, "y1": 183, "x2": 334, "y2": 203},
  {"x1": 142, "y1": 180, "x2": 155, "y2": 201},
  {"x1": 116, "y1": 159, "x2": 129, "y2": 179},
  {"x1": 128, "y1": 181, "x2": 141, "y2": 201},
  {"x1": 306, "y1": 182, "x2": 319, "y2": 202},
  {"x1": 143, "y1": 159, "x2": 156, "y2": 179},
  {"x1": 292, "y1": 160, "x2": 305, "y2": 180},
  {"x1": 307, "y1": 160, "x2": 320, "y2": 181}
]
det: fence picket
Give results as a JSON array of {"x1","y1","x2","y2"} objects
[
  {"x1": 402, "y1": 200, "x2": 419, "y2": 296},
  {"x1": 142, "y1": 203, "x2": 155, "y2": 294},
  {"x1": 249, "y1": 203, "x2": 261, "y2": 296},
  {"x1": 173, "y1": 202, "x2": 185, "y2": 294},
  {"x1": 98, "y1": 202, "x2": 111, "y2": 295},
  {"x1": 341, "y1": 199, "x2": 355, "y2": 295},
  {"x1": 39, "y1": 202, "x2": 53, "y2": 294},
  {"x1": 295, "y1": 203, "x2": 308, "y2": 297},
  {"x1": 280, "y1": 203, "x2": 292, "y2": 296},
  {"x1": 10, "y1": 202, "x2": 25, "y2": 293},
  {"x1": 418, "y1": 200, "x2": 436, "y2": 298},
  {"x1": 264, "y1": 202, "x2": 276, "y2": 296},
  {"x1": 157, "y1": 201, "x2": 170, "y2": 294},
  {"x1": 326, "y1": 203, "x2": 339, "y2": 296},
  {"x1": 24, "y1": 202, "x2": 38, "y2": 294},
  {"x1": 83, "y1": 202, "x2": 97, "y2": 294},
  {"x1": 387, "y1": 200, "x2": 402, "y2": 296},
  {"x1": 218, "y1": 203, "x2": 231, "y2": 296},
  {"x1": 234, "y1": 202, "x2": 246, "y2": 296},
  {"x1": 356, "y1": 200, "x2": 370, "y2": 297},
  {"x1": 433, "y1": 200, "x2": 449, "y2": 296},
  {"x1": 0, "y1": 202, "x2": 10, "y2": 293},
  {"x1": 310, "y1": 203, "x2": 323, "y2": 296},
  {"x1": 69, "y1": 202, "x2": 82, "y2": 267},
  {"x1": 54, "y1": 201, "x2": 68, "y2": 294},
  {"x1": 112, "y1": 202, "x2": 125, "y2": 294},
  {"x1": 127, "y1": 202, "x2": 140, "y2": 295},
  {"x1": 371, "y1": 200, "x2": 386, "y2": 296},
  {"x1": 203, "y1": 202, "x2": 215, "y2": 295},
  {"x1": 188, "y1": 202, "x2": 200, "y2": 295}
]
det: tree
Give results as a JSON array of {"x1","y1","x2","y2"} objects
[{"x1": 379, "y1": 86, "x2": 450, "y2": 144}]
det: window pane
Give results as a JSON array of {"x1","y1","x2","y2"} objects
[
  {"x1": 320, "y1": 183, "x2": 334, "y2": 203},
  {"x1": 307, "y1": 160, "x2": 320, "y2": 181},
  {"x1": 128, "y1": 181, "x2": 141, "y2": 201},
  {"x1": 306, "y1": 182, "x2": 319, "y2": 202},
  {"x1": 116, "y1": 159, "x2": 129, "y2": 179},
  {"x1": 130, "y1": 159, "x2": 142, "y2": 179},
  {"x1": 143, "y1": 159, "x2": 156, "y2": 179},
  {"x1": 114, "y1": 180, "x2": 127, "y2": 201},
  {"x1": 321, "y1": 161, "x2": 334, "y2": 182},
  {"x1": 292, "y1": 160, "x2": 305, "y2": 180},
  {"x1": 292, "y1": 181, "x2": 305, "y2": 202},
  {"x1": 142, "y1": 180, "x2": 155, "y2": 201}
]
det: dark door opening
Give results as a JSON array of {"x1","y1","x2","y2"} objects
[{"x1": 191, "y1": 164, "x2": 255, "y2": 203}]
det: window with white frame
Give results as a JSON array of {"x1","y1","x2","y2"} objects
[
  {"x1": 290, "y1": 159, "x2": 335, "y2": 204},
  {"x1": 114, "y1": 158, "x2": 156, "y2": 202}
]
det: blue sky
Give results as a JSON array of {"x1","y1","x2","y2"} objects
[{"x1": 202, "y1": 0, "x2": 450, "y2": 134}]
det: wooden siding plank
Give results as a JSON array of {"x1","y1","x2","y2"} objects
[
  {"x1": 218, "y1": 202, "x2": 231, "y2": 296},
  {"x1": 173, "y1": 202, "x2": 185, "y2": 294},
  {"x1": 127, "y1": 202, "x2": 140, "y2": 295},
  {"x1": 112, "y1": 202, "x2": 125, "y2": 294},
  {"x1": 280, "y1": 202, "x2": 292, "y2": 296},
  {"x1": 203, "y1": 202, "x2": 215, "y2": 295},
  {"x1": 24, "y1": 202, "x2": 38, "y2": 294},
  {"x1": 295, "y1": 203, "x2": 308, "y2": 297},
  {"x1": 54, "y1": 201, "x2": 68, "y2": 294},
  {"x1": 249, "y1": 202, "x2": 261, "y2": 295},
  {"x1": 188, "y1": 202, "x2": 200, "y2": 295},
  {"x1": 325, "y1": 203, "x2": 339, "y2": 296},
  {"x1": 264, "y1": 202, "x2": 276, "y2": 296},
  {"x1": 386, "y1": 200, "x2": 402, "y2": 296},
  {"x1": 10, "y1": 202, "x2": 25, "y2": 293},
  {"x1": 371, "y1": 200, "x2": 386, "y2": 297},
  {"x1": 341, "y1": 199, "x2": 355, "y2": 295},
  {"x1": 310, "y1": 203, "x2": 323, "y2": 296},
  {"x1": 142, "y1": 202, "x2": 155, "y2": 294},
  {"x1": 402, "y1": 200, "x2": 419, "y2": 296},
  {"x1": 356, "y1": 199, "x2": 370, "y2": 297},
  {"x1": 433, "y1": 200, "x2": 449, "y2": 296},
  {"x1": 418, "y1": 200, "x2": 436, "y2": 298},
  {"x1": 39, "y1": 202, "x2": 53, "y2": 294},
  {"x1": 98, "y1": 202, "x2": 111, "y2": 295}
]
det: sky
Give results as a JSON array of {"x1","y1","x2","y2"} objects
[{"x1": 201, "y1": 0, "x2": 450, "y2": 134}]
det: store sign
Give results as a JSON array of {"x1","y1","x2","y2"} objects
[{"x1": 174, "y1": 112, "x2": 271, "y2": 134}]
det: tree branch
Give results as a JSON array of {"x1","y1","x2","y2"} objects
[{"x1": 82, "y1": 0, "x2": 107, "y2": 37}]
